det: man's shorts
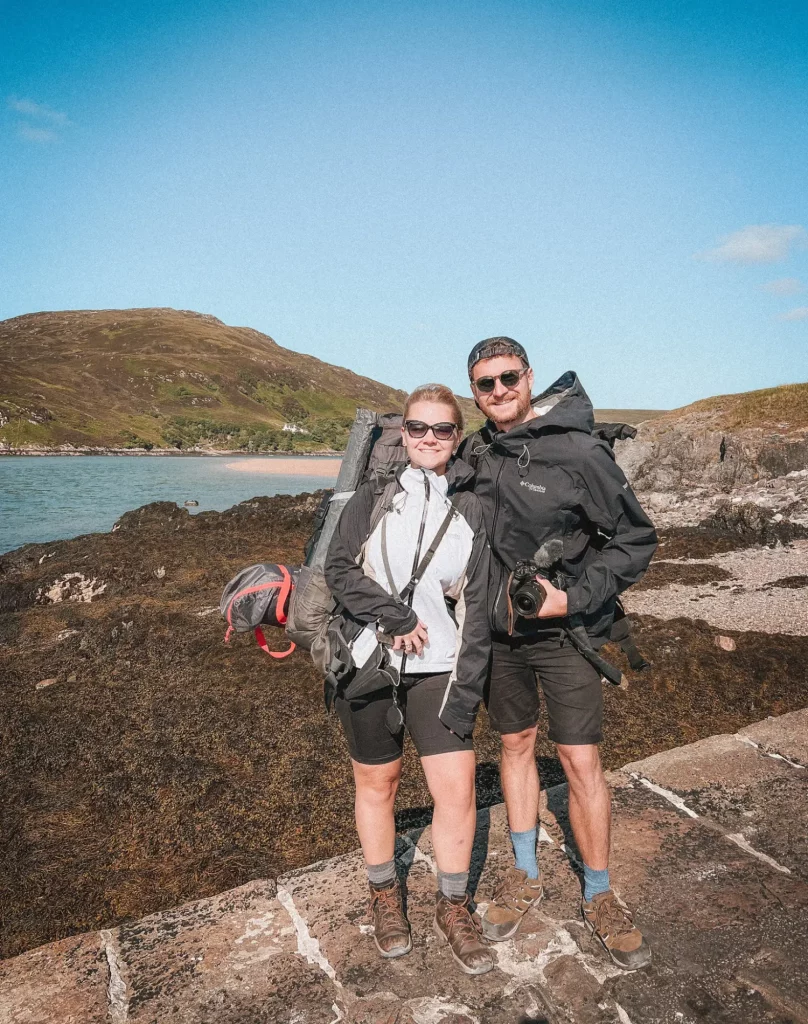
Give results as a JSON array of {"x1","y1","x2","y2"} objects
[
  {"x1": 335, "y1": 672, "x2": 472, "y2": 765},
  {"x1": 485, "y1": 635, "x2": 603, "y2": 745}
]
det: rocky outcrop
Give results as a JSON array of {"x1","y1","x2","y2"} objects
[
  {"x1": 616, "y1": 382, "x2": 808, "y2": 492},
  {"x1": 618, "y1": 425, "x2": 808, "y2": 491}
]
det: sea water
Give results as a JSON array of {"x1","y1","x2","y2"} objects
[{"x1": 0, "y1": 455, "x2": 340, "y2": 554}]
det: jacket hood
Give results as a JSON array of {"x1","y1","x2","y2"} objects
[{"x1": 485, "y1": 370, "x2": 595, "y2": 450}]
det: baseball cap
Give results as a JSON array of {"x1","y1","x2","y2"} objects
[{"x1": 467, "y1": 337, "x2": 529, "y2": 378}]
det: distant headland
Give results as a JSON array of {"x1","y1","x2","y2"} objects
[{"x1": 0, "y1": 307, "x2": 669, "y2": 455}]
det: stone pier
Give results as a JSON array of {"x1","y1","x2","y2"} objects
[{"x1": 2, "y1": 709, "x2": 806, "y2": 1024}]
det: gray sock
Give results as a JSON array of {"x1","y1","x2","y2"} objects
[
  {"x1": 438, "y1": 870, "x2": 469, "y2": 901},
  {"x1": 366, "y1": 858, "x2": 397, "y2": 889}
]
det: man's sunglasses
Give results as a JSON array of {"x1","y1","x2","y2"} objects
[
  {"x1": 404, "y1": 420, "x2": 458, "y2": 441},
  {"x1": 471, "y1": 367, "x2": 530, "y2": 394}
]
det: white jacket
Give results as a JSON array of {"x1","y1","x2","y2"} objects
[{"x1": 351, "y1": 466, "x2": 474, "y2": 674}]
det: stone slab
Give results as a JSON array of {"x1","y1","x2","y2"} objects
[
  {"x1": 278, "y1": 822, "x2": 620, "y2": 1024},
  {"x1": 604, "y1": 779, "x2": 808, "y2": 1024},
  {"x1": 739, "y1": 708, "x2": 808, "y2": 766},
  {"x1": 623, "y1": 732, "x2": 791, "y2": 791},
  {"x1": 3, "y1": 713, "x2": 808, "y2": 1024},
  {"x1": 623, "y1": 732, "x2": 808, "y2": 878},
  {"x1": 278, "y1": 841, "x2": 521, "y2": 1020},
  {"x1": 0, "y1": 932, "x2": 108, "y2": 1024},
  {"x1": 469, "y1": 774, "x2": 808, "y2": 1022},
  {"x1": 412, "y1": 794, "x2": 629, "y2": 1023},
  {"x1": 115, "y1": 878, "x2": 339, "y2": 1023}
]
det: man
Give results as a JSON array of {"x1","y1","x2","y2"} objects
[{"x1": 458, "y1": 337, "x2": 657, "y2": 971}]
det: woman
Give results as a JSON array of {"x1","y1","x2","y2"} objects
[{"x1": 324, "y1": 383, "x2": 493, "y2": 975}]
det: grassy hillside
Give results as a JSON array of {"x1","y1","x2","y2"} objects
[
  {"x1": 593, "y1": 408, "x2": 665, "y2": 425},
  {"x1": 0, "y1": 308, "x2": 482, "y2": 452},
  {"x1": 648, "y1": 382, "x2": 808, "y2": 435}
]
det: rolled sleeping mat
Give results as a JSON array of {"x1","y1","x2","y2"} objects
[{"x1": 307, "y1": 407, "x2": 378, "y2": 572}]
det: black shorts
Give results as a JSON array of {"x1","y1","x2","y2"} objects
[
  {"x1": 485, "y1": 635, "x2": 603, "y2": 745},
  {"x1": 335, "y1": 672, "x2": 473, "y2": 765}
]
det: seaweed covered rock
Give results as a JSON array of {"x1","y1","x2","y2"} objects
[{"x1": 701, "y1": 501, "x2": 808, "y2": 546}]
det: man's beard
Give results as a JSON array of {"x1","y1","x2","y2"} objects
[{"x1": 485, "y1": 388, "x2": 534, "y2": 431}]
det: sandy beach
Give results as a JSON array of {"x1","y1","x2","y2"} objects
[{"x1": 224, "y1": 457, "x2": 342, "y2": 477}]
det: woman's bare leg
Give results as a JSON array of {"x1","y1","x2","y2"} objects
[
  {"x1": 420, "y1": 750, "x2": 477, "y2": 872},
  {"x1": 351, "y1": 757, "x2": 403, "y2": 864}
]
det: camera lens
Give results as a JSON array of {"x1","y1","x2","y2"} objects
[{"x1": 513, "y1": 589, "x2": 540, "y2": 617}]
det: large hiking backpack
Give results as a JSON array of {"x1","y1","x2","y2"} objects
[
  {"x1": 220, "y1": 563, "x2": 298, "y2": 658},
  {"x1": 285, "y1": 410, "x2": 408, "y2": 673}
]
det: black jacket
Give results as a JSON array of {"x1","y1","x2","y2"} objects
[
  {"x1": 457, "y1": 371, "x2": 657, "y2": 643},
  {"x1": 324, "y1": 459, "x2": 491, "y2": 738}
]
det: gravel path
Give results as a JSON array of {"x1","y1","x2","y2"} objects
[{"x1": 623, "y1": 539, "x2": 808, "y2": 635}]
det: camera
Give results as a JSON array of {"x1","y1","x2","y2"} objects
[{"x1": 509, "y1": 539, "x2": 564, "y2": 618}]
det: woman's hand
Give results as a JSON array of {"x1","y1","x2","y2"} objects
[{"x1": 392, "y1": 619, "x2": 429, "y2": 656}]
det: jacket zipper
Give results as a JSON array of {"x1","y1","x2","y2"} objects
[
  {"x1": 399, "y1": 473, "x2": 430, "y2": 677},
  {"x1": 490, "y1": 455, "x2": 507, "y2": 629}
]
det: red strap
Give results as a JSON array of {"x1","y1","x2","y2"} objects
[
  {"x1": 275, "y1": 566, "x2": 293, "y2": 626},
  {"x1": 223, "y1": 567, "x2": 296, "y2": 651},
  {"x1": 254, "y1": 626, "x2": 296, "y2": 659}
]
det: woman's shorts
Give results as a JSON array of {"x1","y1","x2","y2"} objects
[{"x1": 335, "y1": 671, "x2": 473, "y2": 765}]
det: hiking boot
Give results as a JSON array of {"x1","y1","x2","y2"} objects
[
  {"x1": 433, "y1": 894, "x2": 494, "y2": 975},
  {"x1": 480, "y1": 867, "x2": 544, "y2": 941},
  {"x1": 582, "y1": 889, "x2": 651, "y2": 971},
  {"x1": 367, "y1": 882, "x2": 412, "y2": 958}
]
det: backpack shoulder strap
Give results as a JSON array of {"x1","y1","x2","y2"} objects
[
  {"x1": 459, "y1": 430, "x2": 484, "y2": 472},
  {"x1": 368, "y1": 477, "x2": 398, "y2": 535}
]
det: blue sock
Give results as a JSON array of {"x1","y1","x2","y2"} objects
[
  {"x1": 583, "y1": 863, "x2": 610, "y2": 902},
  {"x1": 510, "y1": 827, "x2": 539, "y2": 879}
]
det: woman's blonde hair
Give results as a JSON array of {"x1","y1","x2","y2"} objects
[{"x1": 403, "y1": 383, "x2": 464, "y2": 433}]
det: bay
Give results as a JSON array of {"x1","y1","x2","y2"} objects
[{"x1": 0, "y1": 455, "x2": 341, "y2": 554}]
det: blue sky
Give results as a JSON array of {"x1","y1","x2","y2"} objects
[{"x1": 2, "y1": 0, "x2": 806, "y2": 409}]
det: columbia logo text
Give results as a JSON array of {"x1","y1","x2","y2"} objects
[{"x1": 520, "y1": 480, "x2": 546, "y2": 493}]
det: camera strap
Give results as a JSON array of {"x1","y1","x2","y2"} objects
[
  {"x1": 380, "y1": 496, "x2": 460, "y2": 603},
  {"x1": 564, "y1": 621, "x2": 627, "y2": 689},
  {"x1": 377, "y1": 485, "x2": 459, "y2": 733},
  {"x1": 505, "y1": 570, "x2": 516, "y2": 635}
]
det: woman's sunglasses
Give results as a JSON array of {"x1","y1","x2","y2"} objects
[
  {"x1": 404, "y1": 420, "x2": 458, "y2": 441},
  {"x1": 472, "y1": 367, "x2": 530, "y2": 394}
]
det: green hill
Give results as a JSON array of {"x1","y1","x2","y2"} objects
[
  {"x1": 649, "y1": 382, "x2": 808, "y2": 435},
  {"x1": 0, "y1": 308, "x2": 481, "y2": 452},
  {"x1": 0, "y1": 307, "x2": 667, "y2": 452},
  {"x1": 593, "y1": 408, "x2": 665, "y2": 425}
]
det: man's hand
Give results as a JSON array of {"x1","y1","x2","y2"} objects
[
  {"x1": 536, "y1": 578, "x2": 568, "y2": 619},
  {"x1": 393, "y1": 619, "x2": 429, "y2": 655}
]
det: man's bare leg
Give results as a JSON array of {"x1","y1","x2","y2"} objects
[
  {"x1": 557, "y1": 742, "x2": 651, "y2": 969},
  {"x1": 500, "y1": 725, "x2": 540, "y2": 832},
  {"x1": 555, "y1": 742, "x2": 610, "y2": 869},
  {"x1": 480, "y1": 724, "x2": 544, "y2": 941}
]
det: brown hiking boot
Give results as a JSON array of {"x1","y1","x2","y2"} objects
[
  {"x1": 480, "y1": 867, "x2": 544, "y2": 941},
  {"x1": 433, "y1": 894, "x2": 494, "y2": 975},
  {"x1": 367, "y1": 882, "x2": 412, "y2": 958},
  {"x1": 582, "y1": 890, "x2": 651, "y2": 971}
]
